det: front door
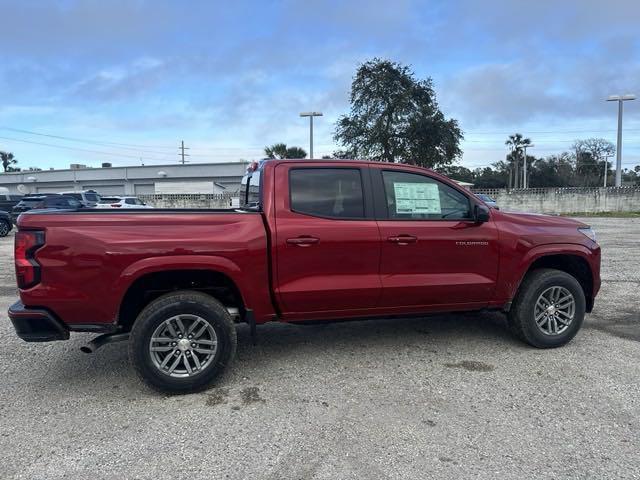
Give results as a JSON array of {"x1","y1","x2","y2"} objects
[
  {"x1": 274, "y1": 164, "x2": 382, "y2": 318},
  {"x1": 373, "y1": 167, "x2": 500, "y2": 310}
]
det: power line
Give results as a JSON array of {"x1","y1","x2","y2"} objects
[
  {"x1": 0, "y1": 126, "x2": 177, "y2": 152},
  {"x1": 0, "y1": 135, "x2": 173, "y2": 162},
  {"x1": 463, "y1": 128, "x2": 640, "y2": 135}
]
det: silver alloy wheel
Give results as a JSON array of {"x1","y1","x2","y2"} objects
[
  {"x1": 149, "y1": 314, "x2": 218, "y2": 378},
  {"x1": 0, "y1": 221, "x2": 8, "y2": 236},
  {"x1": 534, "y1": 286, "x2": 575, "y2": 336}
]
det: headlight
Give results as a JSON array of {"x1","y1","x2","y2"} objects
[{"x1": 578, "y1": 226, "x2": 596, "y2": 243}]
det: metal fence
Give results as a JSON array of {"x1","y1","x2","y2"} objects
[{"x1": 472, "y1": 186, "x2": 640, "y2": 197}]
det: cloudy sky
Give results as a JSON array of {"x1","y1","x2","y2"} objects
[{"x1": 0, "y1": 0, "x2": 639, "y2": 171}]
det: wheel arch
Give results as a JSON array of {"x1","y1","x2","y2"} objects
[
  {"x1": 115, "y1": 256, "x2": 248, "y2": 330},
  {"x1": 511, "y1": 247, "x2": 595, "y2": 312}
]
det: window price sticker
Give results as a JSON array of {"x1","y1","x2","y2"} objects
[{"x1": 393, "y1": 182, "x2": 441, "y2": 214}]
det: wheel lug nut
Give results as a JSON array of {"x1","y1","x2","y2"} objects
[{"x1": 191, "y1": 343, "x2": 196, "y2": 348}]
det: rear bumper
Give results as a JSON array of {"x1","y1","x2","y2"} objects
[{"x1": 8, "y1": 301, "x2": 70, "y2": 342}]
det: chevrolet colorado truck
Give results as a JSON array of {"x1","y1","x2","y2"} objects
[{"x1": 8, "y1": 160, "x2": 601, "y2": 393}]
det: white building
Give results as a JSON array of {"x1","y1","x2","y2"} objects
[{"x1": 0, "y1": 162, "x2": 248, "y2": 196}]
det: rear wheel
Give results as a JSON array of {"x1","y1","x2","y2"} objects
[
  {"x1": 508, "y1": 268, "x2": 586, "y2": 348},
  {"x1": 0, "y1": 219, "x2": 11, "y2": 237},
  {"x1": 129, "y1": 290, "x2": 237, "y2": 394}
]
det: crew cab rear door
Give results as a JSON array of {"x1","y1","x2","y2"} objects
[
  {"x1": 371, "y1": 165, "x2": 500, "y2": 311},
  {"x1": 273, "y1": 163, "x2": 381, "y2": 318}
]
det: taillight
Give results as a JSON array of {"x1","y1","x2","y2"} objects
[{"x1": 15, "y1": 230, "x2": 45, "y2": 289}]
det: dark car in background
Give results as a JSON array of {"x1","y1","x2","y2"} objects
[
  {"x1": 0, "y1": 211, "x2": 12, "y2": 237},
  {"x1": 11, "y1": 195, "x2": 83, "y2": 223},
  {"x1": 0, "y1": 192, "x2": 23, "y2": 213}
]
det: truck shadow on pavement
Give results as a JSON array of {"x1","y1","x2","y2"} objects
[{"x1": 28, "y1": 311, "x2": 522, "y2": 396}]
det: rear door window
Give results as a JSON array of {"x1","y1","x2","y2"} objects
[{"x1": 289, "y1": 168, "x2": 365, "y2": 219}]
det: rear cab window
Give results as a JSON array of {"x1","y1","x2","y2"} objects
[{"x1": 240, "y1": 161, "x2": 267, "y2": 210}]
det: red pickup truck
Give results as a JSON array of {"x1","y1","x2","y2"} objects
[{"x1": 9, "y1": 160, "x2": 601, "y2": 393}]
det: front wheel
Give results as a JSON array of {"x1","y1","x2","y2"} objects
[
  {"x1": 129, "y1": 290, "x2": 237, "y2": 394},
  {"x1": 508, "y1": 268, "x2": 586, "y2": 348}
]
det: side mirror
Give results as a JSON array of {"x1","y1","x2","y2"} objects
[{"x1": 475, "y1": 204, "x2": 490, "y2": 223}]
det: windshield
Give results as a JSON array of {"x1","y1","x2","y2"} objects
[{"x1": 99, "y1": 197, "x2": 121, "y2": 203}]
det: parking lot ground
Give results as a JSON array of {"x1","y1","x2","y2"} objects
[{"x1": 0, "y1": 217, "x2": 639, "y2": 479}]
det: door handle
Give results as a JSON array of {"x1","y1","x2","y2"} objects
[
  {"x1": 286, "y1": 236, "x2": 320, "y2": 247},
  {"x1": 387, "y1": 235, "x2": 417, "y2": 245}
]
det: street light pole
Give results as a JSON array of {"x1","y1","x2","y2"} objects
[
  {"x1": 522, "y1": 144, "x2": 534, "y2": 189},
  {"x1": 607, "y1": 94, "x2": 636, "y2": 187},
  {"x1": 300, "y1": 112, "x2": 323, "y2": 159}
]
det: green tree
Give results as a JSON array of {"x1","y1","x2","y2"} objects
[
  {"x1": 330, "y1": 149, "x2": 355, "y2": 159},
  {"x1": 435, "y1": 165, "x2": 474, "y2": 183},
  {"x1": 264, "y1": 143, "x2": 307, "y2": 159},
  {"x1": 573, "y1": 138, "x2": 615, "y2": 186},
  {"x1": 504, "y1": 133, "x2": 531, "y2": 188},
  {"x1": 334, "y1": 58, "x2": 462, "y2": 168},
  {"x1": 1, "y1": 151, "x2": 19, "y2": 172},
  {"x1": 472, "y1": 165, "x2": 508, "y2": 188}
]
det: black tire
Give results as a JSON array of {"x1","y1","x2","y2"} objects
[
  {"x1": 508, "y1": 268, "x2": 586, "y2": 348},
  {"x1": 0, "y1": 219, "x2": 11, "y2": 237},
  {"x1": 129, "y1": 290, "x2": 237, "y2": 394}
]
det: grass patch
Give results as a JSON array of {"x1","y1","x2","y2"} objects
[{"x1": 561, "y1": 211, "x2": 640, "y2": 218}]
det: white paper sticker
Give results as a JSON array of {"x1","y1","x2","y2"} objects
[{"x1": 393, "y1": 182, "x2": 441, "y2": 214}]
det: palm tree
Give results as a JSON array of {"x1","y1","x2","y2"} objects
[
  {"x1": 1, "y1": 151, "x2": 18, "y2": 172},
  {"x1": 505, "y1": 134, "x2": 531, "y2": 188},
  {"x1": 264, "y1": 143, "x2": 307, "y2": 159}
]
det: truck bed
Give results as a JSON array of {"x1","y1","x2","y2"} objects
[{"x1": 17, "y1": 209, "x2": 274, "y2": 326}]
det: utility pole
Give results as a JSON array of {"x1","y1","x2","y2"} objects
[
  {"x1": 575, "y1": 144, "x2": 582, "y2": 186},
  {"x1": 522, "y1": 144, "x2": 534, "y2": 189},
  {"x1": 179, "y1": 140, "x2": 190, "y2": 164},
  {"x1": 299, "y1": 112, "x2": 323, "y2": 159},
  {"x1": 607, "y1": 94, "x2": 635, "y2": 186},
  {"x1": 507, "y1": 147, "x2": 514, "y2": 189},
  {"x1": 513, "y1": 147, "x2": 519, "y2": 188}
]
